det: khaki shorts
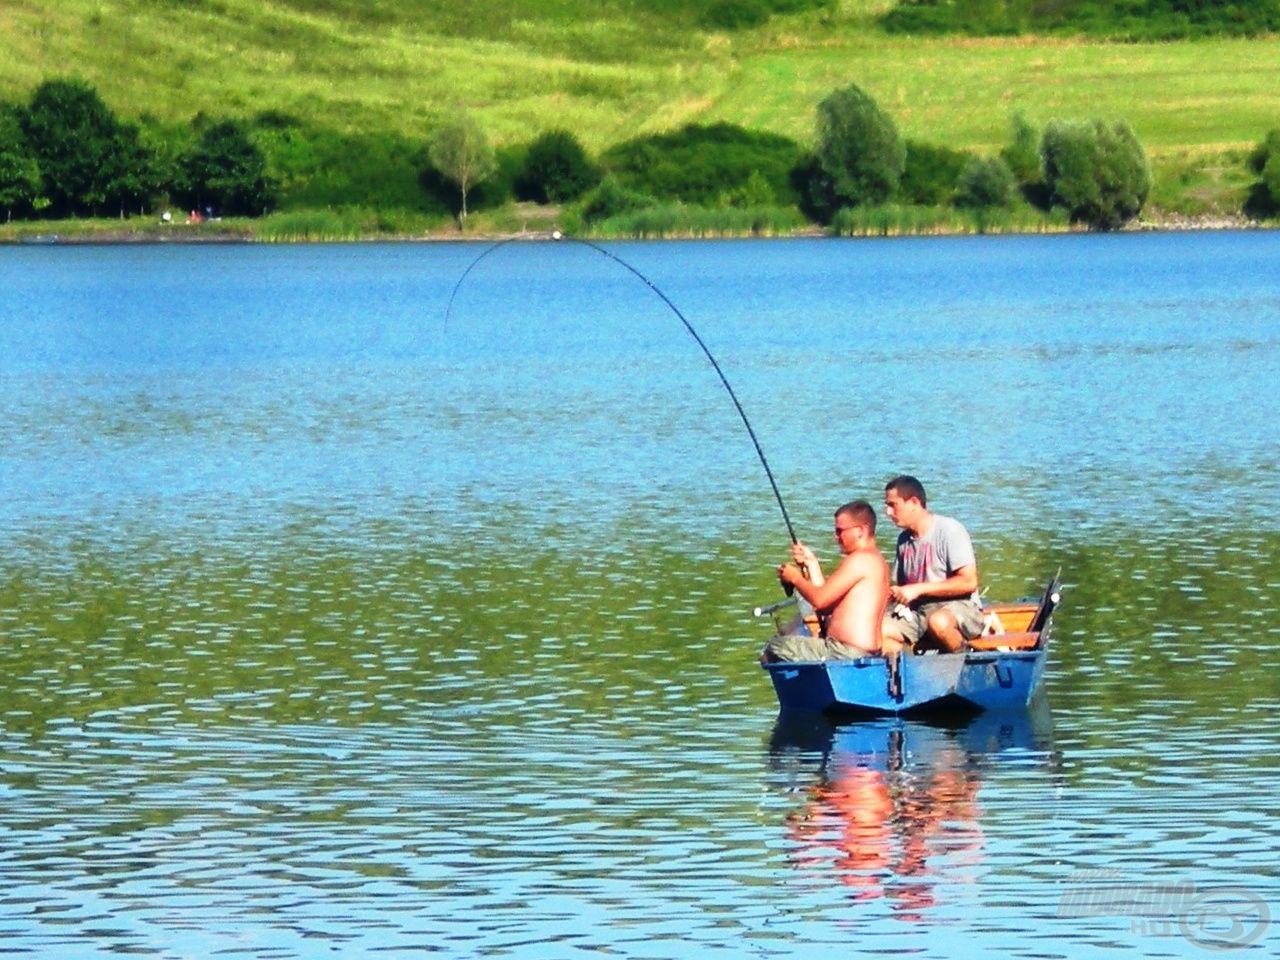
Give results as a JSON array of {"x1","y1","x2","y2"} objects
[
  {"x1": 881, "y1": 599, "x2": 985, "y2": 647},
  {"x1": 762, "y1": 633, "x2": 869, "y2": 663}
]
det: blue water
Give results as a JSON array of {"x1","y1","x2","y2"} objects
[{"x1": 1, "y1": 233, "x2": 1278, "y2": 957}]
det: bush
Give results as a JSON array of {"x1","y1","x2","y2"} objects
[
  {"x1": 813, "y1": 85, "x2": 905, "y2": 208},
  {"x1": 1040, "y1": 119, "x2": 1150, "y2": 229},
  {"x1": 955, "y1": 156, "x2": 1016, "y2": 209},
  {"x1": 1001, "y1": 112, "x2": 1040, "y2": 183},
  {"x1": 516, "y1": 130, "x2": 599, "y2": 204},
  {"x1": 1000, "y1": 111, "x2": 1052, "y2": 208},
  {"x1": 255, "y1": 119, "x2": 439, "y2": 213},
  {"x1": 702, "y1": 0, "x2": 771, "y2": 29},
  {"x1": 579, "y1": 175, "x2": 654, "y2": 222},
  {"x1": 601, "y1": 123, "x2": 803, "y2": 208},
  {"x1": 880, "y1": 0, "x2": 1280, "y2": 40},
  {"x1": 1245, "y1": 129, "x2": 1280, "y2": 218},
  {"x1": 898, "y1": 140, "x2": 969, "y2": 205}
]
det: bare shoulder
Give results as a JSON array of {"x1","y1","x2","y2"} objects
[
  {"x1": 857, "y1": 546, "x2": 890, "y2": 576},
  {"x1": 844, "y1": 547, "x2": 889, "y2": 577}
]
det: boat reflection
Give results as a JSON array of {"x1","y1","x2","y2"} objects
[{"x1": 767, "y1": 702, "x2": 1058, "y2": 918}]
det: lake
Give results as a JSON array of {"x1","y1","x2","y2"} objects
[{"x1": 1, "y1": 233, "x2": 1277, "y2": 957}]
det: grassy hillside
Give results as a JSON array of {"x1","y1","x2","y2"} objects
[{"x1": 2, "y1": 0, "x2": 1277, "y2": 220}]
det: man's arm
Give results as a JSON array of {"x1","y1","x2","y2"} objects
[
  {"x1": 890, "y1": 563, "x2": 979, "y2": 605},
  {"x1": 780, "y1": 553, "x2": 862, "y2": 612}
]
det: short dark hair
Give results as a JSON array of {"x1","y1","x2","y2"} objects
[
  {"x1": 884, "y1": 475, "x2": 926, "y2": 508},
  {"x1": 836, "y1": 499, "x2": 876, "y2": 534}
]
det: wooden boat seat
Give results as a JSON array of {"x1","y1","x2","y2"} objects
[
  {"x1": 968, "y1": 576, "x2": 1062, "y2": 652},
  {"x1": 968, "y1": 630, "x2": 1040, "y2": 651}
]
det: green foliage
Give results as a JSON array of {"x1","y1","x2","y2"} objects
[
  {"x1": 20, "y1": 77, "x2": 124, "y2": 216},
  {"x1": 702, "y1": 0, "x2": 771, "y2": 29},
  {"x1": 898, "y1": 140, "x2": 969, "y2": 205},
  {"x1": 880, "y1": 0, "x2": 1280, "y2": 40},
  {"x1": 254, "y1": 206, "x2": 442, "y2": 241},
  {"x1": 0, "y1": 105, "x2": 41, "y2": 221},
  {"x1": 700, "y1": 0, "x2": 832, "y2": 29},
  {"x1": 254, "y1": 120, "x2": 438, "y2": 213},
  {"x1": 1001, "y1": 112, "x2": 1040, "y2": 184},
  {"x1": 1040, "y1": 118, "x2": 1151, "y2": 229},
  {"x1": 1245, "y1": 129, "x2": 1280, "y2": 218},
  {"x1": 578, "y1": 175, "x2": 655, "y2": 222},
  {"x1": 831, "y1": 202, "x2": 1069, "y2": 236},
  {"x1": 955, "y1": 155, "x2": 1017, "y2": 209},
  {"x1": 516, "y1": 130, "x2": 600, "y2": 204},
  {"x1": 184, "y1": 119, "x2": 278, "y2": 216},
  {"x1": 1248, "y1": 130, "x2": 1280, "y2": 174},
  {"x1": 813, "y1": 84, "x2": 905, "y2": 208},
  {"x1": 105, "y1": 122, "x2": 156, "y2": 218},
  {"x1": 427, "y1": 114, "x2": 497, "y2": 226},
  {"x1": 587, "y1": 202, "x2": 804, "y2": 237},
  {"x1": 601, "y1": 122, "x2": 803, "y2": 208}
]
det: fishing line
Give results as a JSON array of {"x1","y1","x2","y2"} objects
[{"x1": 443, "y1": 232, "x2": 799, "y2": 544}]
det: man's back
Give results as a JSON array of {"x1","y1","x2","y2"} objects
[{"x1": 826, "y1": 546, "x2": 890, "y2": 653}]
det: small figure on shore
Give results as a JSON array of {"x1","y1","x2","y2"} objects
[
  {"x1": 762, "y1": 500, "x2": 890, "y2": 662},
  {"x1": 881, "y1": 475, "x2": 983, "y2": 654}
]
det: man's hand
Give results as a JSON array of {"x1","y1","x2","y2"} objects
[
  {"x1": 889, "y1": 583, "x2": 923, "y2": 605},
  {"x1": 790, "y1": 542, "x2": 818, "y2": 571},
  {"x1": 778, "y1": 563, "x2": 801, "y2": 587}
]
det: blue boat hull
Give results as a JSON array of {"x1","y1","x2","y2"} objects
[{"x1": 763, "y1": 647, "x2": 1047, "y2": 716}]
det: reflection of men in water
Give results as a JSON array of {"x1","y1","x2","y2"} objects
[
  {"x1": 882, "y1": 475, "x2": 984, "y2": 654},
  {"x1": 787, "y1": 760, "x2": 893, "y2": 902},
  {"x1": 763, "y1": 500, "x2": 890, "y2": 661},
  {"x1": 783, "y1": 727, "x2": 984, "y2": 917}
]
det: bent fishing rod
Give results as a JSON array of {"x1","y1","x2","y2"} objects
[{"x1": 443, "y1": 231, "x2": 800, "y2": 548}]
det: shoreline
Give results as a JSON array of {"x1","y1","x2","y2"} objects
[{"x1": 0, "y1": 211, "x2": 1263, "y2": 245}]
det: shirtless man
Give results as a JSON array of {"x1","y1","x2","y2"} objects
[
  {"x1": 762, "y1": 500, "x2": 890, "y2": 662},
  {"x1": 881, "y1": 475, "x2": 984, "y2": 654}
]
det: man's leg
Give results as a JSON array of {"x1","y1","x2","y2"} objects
[{"x1": 923, "y1": 600, "x2": 985, "y2": 653}]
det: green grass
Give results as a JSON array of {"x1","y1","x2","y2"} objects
[
  {"x1": 831, "y1": 202, "x2": 1071, "y2": 235},
  {"x1": 0, "y1": 1, "x2": 1276, "y2": 225}
]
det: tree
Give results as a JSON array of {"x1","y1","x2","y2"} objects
[
  {"x1": 20, "y1": 77, "x2": 122, "y2": 216},
  {"x1": 428, "y1": 114, "x2": 496, "y2": 227},
  {"x1": 1001, "y1": 111, "x2": 1051, "y2": 208},
  {"x1": 1001, "y1": 111, "x2": 1041, "y2": 185},
  {"x1": 898, "y1": 140, "x2": 969, "y2": 205},
  {"x1": 104, "y1": 122, "x2": 154, "y2": 218},
  {"x1": 516, "y1": 130, "x2": 599, "y2": 204},
  {"x1": 0, "y1": 105, "x2": 41, "y2": 222},
  {"x1": 813, "y1": 85, "x2": 905, "y2": 208},
  {"x1": 1040, "y1": 119, "x2": 1151, "y2": 230},
  {"x1": 955, "y1": 156, "x2": 1016, "y2": 209},
  {"x1": 184, "y1": 119, "x2": 277, "y2": 216}
]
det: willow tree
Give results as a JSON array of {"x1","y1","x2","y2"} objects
[
  {"x1": 1040, "y1": 119, "x2": 1150, "y2": 230},
  {"x1": 428, "y1": 114, "x2": 495, "y2": 228},
  {"x1": 814, "y1": 84, "x2": 905, "y2": 208}
]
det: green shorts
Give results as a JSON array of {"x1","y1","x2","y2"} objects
[
  {"x1": 762, "y1": 632, "x2": 869, "y2": 663},
  {"x1": 881, "y1": 599, "x2": 985, "y2": 647}
]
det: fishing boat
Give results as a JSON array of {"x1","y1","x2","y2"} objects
[{"x1": 758, "y1": 577, "x2": 1061, "y2": 716}]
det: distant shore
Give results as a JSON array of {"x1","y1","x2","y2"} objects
[{"x1": 0, "y1": 210, "x2": 1264, "y2": 245}]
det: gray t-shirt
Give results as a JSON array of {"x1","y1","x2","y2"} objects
[{"x1": 894, "y1": 514, "x2": 979, "y2": 604}]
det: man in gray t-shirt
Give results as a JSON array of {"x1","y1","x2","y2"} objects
[{"x1": 881, "y1": 475, "x2": 984, "y2": 653}]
